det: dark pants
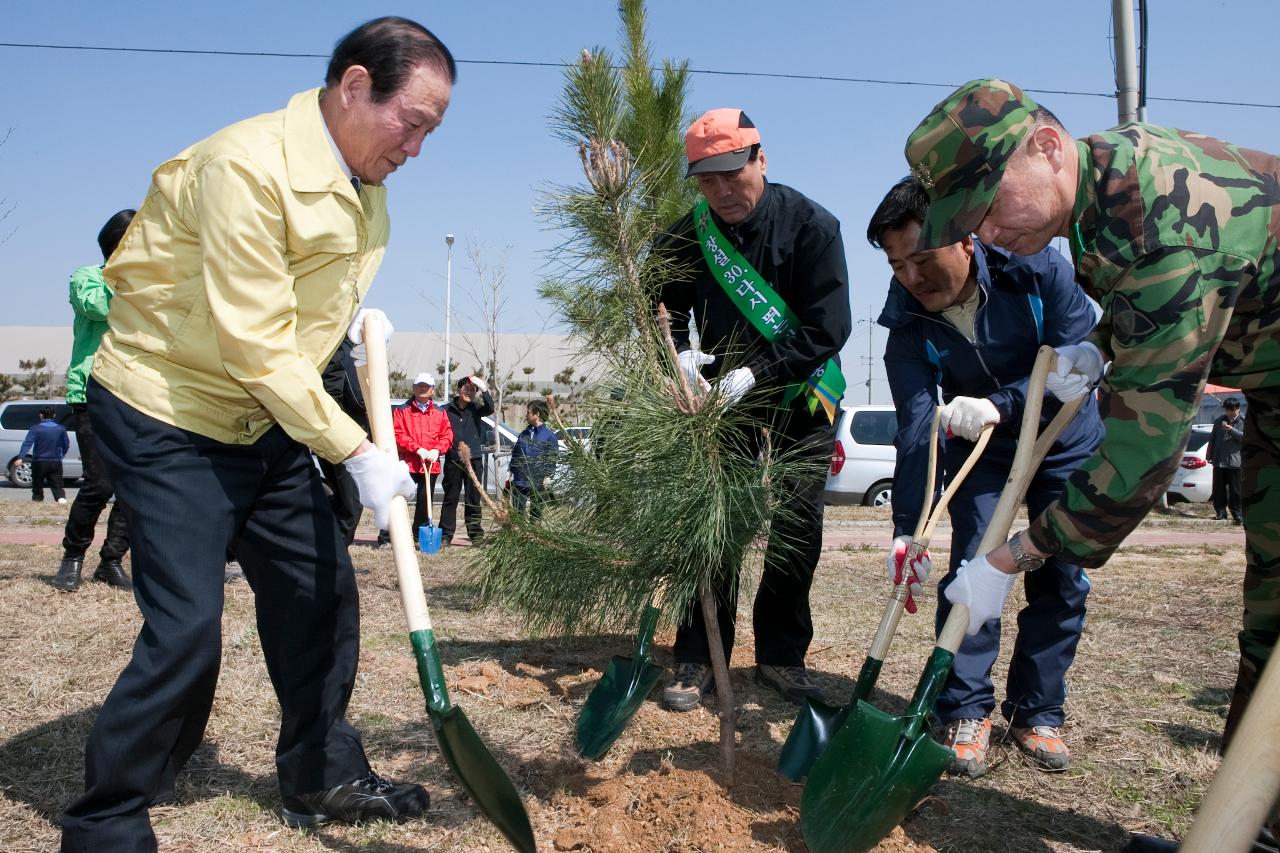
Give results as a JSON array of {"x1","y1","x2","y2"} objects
[
  {"x1": 31, "y1": 460, "x2": 65, "y2": 501},
  {"x1": 410, "y1": 471, "x2": 440, "y2": 542},
  {"x1": 60, "y1": 381, "x2": 369, "y2": 853},
  {"x1": 934, "y1": 439, "x2": 1097, "y2": 728},
  {"x1": 1213, "y1": 465, "x2": 1243, "y2": 521},
  {"x1": 317, "y1": 455, "x2": 362, "y2": 545},
  {"x1": 673, "y1": 409, "x2": 833, "y2": 668},
  {"x1": 440, "y1": 455, "x2": 483, "y2": 542},
  {"x1": 511, "y1": 483, "x2": 546, "y2": 519},
  {"x1": 62, "y1": 407, "x2": 129, "y2": 560}
]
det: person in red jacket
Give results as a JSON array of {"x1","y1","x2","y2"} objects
[{"x1": 392, "y1": 372, "x2": 453, "y2": 546}]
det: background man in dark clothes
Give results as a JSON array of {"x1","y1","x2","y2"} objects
[
  {"x1": 441, "y1": 373, "x2": 494, "y2": 545},
  {"x1": 1209, "y1": 397, "x2": 1246, "y2": 523},
  {"x1": 56, "y1": 210, "x2": 136, "y2": 592},
  {"x1": 318, "y1": 338, "x2": 369, "y2": 544},
  {"x1": 509, "y1": 399, "x2": 557, "y2": 517},
  {"x1": 19, "y1": 407, "x2": 69, "y2": 503},
  {"x1": 657, "y1": 108, "x2": 851, "y2": 709},
  {"x1": 870, "y1": 176, "x2": 1103, "y2": 777}
]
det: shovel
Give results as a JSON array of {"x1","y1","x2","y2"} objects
[
  {"x1": 417, "y1": 466, "x2": 444, "y2": 554},
  {"x1": 575, "y1": 595, "x2": 665, "y2": 759},
  {"x1": 361, "y1": 314, "x2": 535, "y2": 853},
  {"x1": 800, "y1": 346, "x2": 1086, "y2": 853},
  {"x1": 778, "y1": 408, "x2": 993, "y2": 781}
]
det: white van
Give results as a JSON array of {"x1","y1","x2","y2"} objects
[{"x1": 823, "y1": 405, "x2": 897, "y2": 506}]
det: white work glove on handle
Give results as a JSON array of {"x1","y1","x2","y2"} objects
[
  {"x1": 887, "y1": 535, "x2": 932, "y2": 615},
  {"x1": 347, "y1": 308, "x2": 395, "y2": 368},
  {"x1": 677, "y1": 349, "x2": 715, "y2": 393},
  {"x1": 944, "y1": 554, "x2": 1017, "y2": 636},
  {"x1": 716, "y1": 367, "x2": 755, "y2": 407},
  {"x1": 1045, "y1": 342, "x2": 1105, "y2": 401},
  {"x1": 344, "y1": 447, "x2": 416, "y2": 530},
  {"x1": 939, "y1": 396, "x2": 1000, "y2": 441},
  {"x1": 423, "y1": 448, "x2": 439, "y2": 464}
]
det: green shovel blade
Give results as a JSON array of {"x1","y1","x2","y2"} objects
[
  {"x1": 433, "y1": 706, "x2": 536, "y2": 853},
  {"x1": 799, "y1": 699, "x2": 952, "y2": 853},
  {"x1": 778, "y1": 656, "x2": 883, "y2": 781},
  {"x1": 575, "y1": 604, "x2": 663, "y2": 760}
]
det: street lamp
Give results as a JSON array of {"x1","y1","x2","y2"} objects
[{"x1": 444, "y1": 234, "x2": 454, "y2": 396}]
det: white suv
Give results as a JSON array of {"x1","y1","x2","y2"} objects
[{"x1": 824, "y1": 405, "x2": 897, "y2": 506}]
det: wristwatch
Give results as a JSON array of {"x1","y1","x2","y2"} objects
[{"x1": 1008, "y1": 531, "x2": 1045, "y2": 572}]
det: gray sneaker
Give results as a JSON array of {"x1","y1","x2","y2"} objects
[
  {"x1": 755, "y1": 664, "x2": 826, "y2": 704},
  {"x1": 662, "y1": 662, "x2": 715, "y2": 712}
]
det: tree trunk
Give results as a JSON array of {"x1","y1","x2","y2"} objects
[{"x1": 699, "y1": 581, "x2": 735, "y2": 788}]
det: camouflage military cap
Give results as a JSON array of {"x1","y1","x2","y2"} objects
[{"x1": 904, "y1": 79, "x2": 1040, "y2": 250}]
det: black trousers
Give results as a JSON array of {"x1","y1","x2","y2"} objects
[
  {"x1": 1213, "y1": 465, "x2": 1243, "y2": 520},
  {"x1": 673, "y1": 408, "x2": 834, "y2": 668},
  {"x1": 317, "y1": 455, "x2": 362, "y2": 545},
  {"x1": 440, "y1": 455, "x2": 483, "y2": 541},
  {"x1": 62, "y1": 407, "x2": 129, "y2": 560},
  {"x1": 410, "y1": 471, "x2": 440, "y2": 541},
  {"x1": 60, "y1": 381, "x2": 369, "y2": 853},
  {"x1": 31, "y1": 459, "x2": 65, "y2": 501}
]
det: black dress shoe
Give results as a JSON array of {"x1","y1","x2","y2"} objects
[
  {"x1": 93, "y1": 559, "x2": 134, "y2": 591},
  {"x1": 53, "y1": 556, "x2": 84, "y2": 592},
  {"x1": 281, "y1": 771, "x2": 428, "y2": 828},
  {"x1": 1124, "y1": 830, "x2": 1280, "y2": 853}
]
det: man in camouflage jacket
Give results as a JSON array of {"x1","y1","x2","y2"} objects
[{"x1": 903, "y1": 79, "x2": 1280, "y2": 754}]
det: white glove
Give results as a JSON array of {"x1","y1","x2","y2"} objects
[
  {"x1": 1045, "y1": 342, "x2": 1105, "y2": 401},
  {"x1": 468, "y1": 374, "x2": 489, "y2": 393},
  {"x1": 944, "y1": 554, "x2": 1017, "y2": 636},
  {"x1": 715, "y1": 367, "x2": 755, "y2": 407},
  {"x1": 939, "y1": 396, "x2": 999, "y2": 442},
  {"x1": 677, "y1": 349, "x2": 715, "y2": 393},
  {"x1": 347, "y1": 308, "x2": 394, "y2": 368},
  {"x1": 887, "y1": 535, "x2": 932, "y2": 614},
  {"x1": 343, "y1": 447, "x2": 416, "y2": 530},
  {"x1": 424, "y1": 448, "x2": 439, "y2": 464}
]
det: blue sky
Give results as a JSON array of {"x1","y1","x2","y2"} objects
[{"x1": 5, "y1": 1, "x2": 1279, "y2": 402}]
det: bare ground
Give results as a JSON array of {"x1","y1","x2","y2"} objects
[{"x1": 0, "y1": 499, "x2": 1242, "y2": 851}]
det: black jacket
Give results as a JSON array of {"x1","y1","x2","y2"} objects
[
  {"x1": 445, "y1": 390, "x2": 495, "y2": 461},
  {"x1": 657, "y1": 181, "x2": 852, "y2": 401}
]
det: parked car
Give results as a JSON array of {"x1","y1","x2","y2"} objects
[
  {"x1": 1, "y1": 399, "x2": 83, "y2": 488},
  {"x1": 824, "y1": 405, "x2": 897, "y2": 506},
  {"x1": 555, "y1": 425, "x2": 592, "y2": 451},
  {"x1": 1166, "y1": 424, "x2": 1214, "y2": 504}
]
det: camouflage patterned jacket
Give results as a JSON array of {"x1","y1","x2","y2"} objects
[{"x1": 1026, "y1": 125, "x2": 1280, "y2": 566}]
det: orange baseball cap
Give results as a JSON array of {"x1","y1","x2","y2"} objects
[{"x1": 684, "y1": 108, "x2": 761, "y2": 176}]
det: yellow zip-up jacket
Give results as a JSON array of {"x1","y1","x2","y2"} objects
[{"x1": 93, "y1": 88, "x2": 388, "y2": 463}]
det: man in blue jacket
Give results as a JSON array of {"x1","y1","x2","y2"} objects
[
  {"x1": 509, "y1": 400, "x2": 558, "y2": 517},
  {"x1": 871, "y1": 177, "x2": 1103, "y2": 778},
  {"x1": 19, "y1": 407, "x2": 71, "y2": 503}
]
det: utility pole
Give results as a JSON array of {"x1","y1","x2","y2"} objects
[
  {"x1": 1112, "y1": 0, "x2": 1140, "y2": 124},
  {"x1": 444, "y1": 233, "x2": 454, "y2": 395}
]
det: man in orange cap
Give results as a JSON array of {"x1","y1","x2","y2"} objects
[{"x1": 657, "y1": 108, "x2": 852, "y2": 710}]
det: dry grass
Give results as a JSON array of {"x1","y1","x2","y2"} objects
[{"x1": 0, "y1": 505, "x2": 1244, "y2": 852}]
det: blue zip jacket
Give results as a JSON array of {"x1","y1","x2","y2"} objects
[
  {"x1": 880, "y1": 242, "x2": 1104, "y2": 537},
  {"x1": 18, "y1": 419, "x2": 70, "y2": 462},
  {"x1": 510, "y1": 423, "x2": 559, "y2": 489}
]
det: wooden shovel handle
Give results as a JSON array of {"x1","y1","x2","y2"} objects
[
  {"x1": 359, "y1": 314, "x2": 434, "y2": 634},
  {"x1": 1181, "y1": 651, "x2": 1280, "y2": 852},
  {"x1": 936, "y1": 346, "x2": 1075, "y2": 655}
]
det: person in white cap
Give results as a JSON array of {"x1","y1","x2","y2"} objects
[{"x1": 392, "y1": 371, "x2": 453, "y2": 545}]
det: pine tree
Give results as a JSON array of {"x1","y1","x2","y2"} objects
[{"x1": 465, "y1": 0, "x2": 823, "y2": 781}]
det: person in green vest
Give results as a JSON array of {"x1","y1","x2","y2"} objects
[
  {"x1": 655, "y1": 108, "x2": 852, "y2": 710},
  {"x1": 53, "y1": 210, "x2": 135, "y2": 592}
]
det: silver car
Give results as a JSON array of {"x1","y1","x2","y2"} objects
[{"x1": 1, "y1": 399, "x2": 83, "y2": 487}]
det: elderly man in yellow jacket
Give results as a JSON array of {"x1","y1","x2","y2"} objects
[{"x1": 59, "y1": 18, "x2": 454, "y2": 852}]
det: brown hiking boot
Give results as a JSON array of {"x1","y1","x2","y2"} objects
[
  {"x1": 1011, "y1": 725, "x2": 1070, "y2": 770},
  {"x1": 755, "y1": 664, "x2": 825, "y2": 704},
  {"x1": 662, "y1": 663, "x2": 714, "y2": 712},
  {"x1": 942, "y1": 717, "x2": 992, "y2": 779}
]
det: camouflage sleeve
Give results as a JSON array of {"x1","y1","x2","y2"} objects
[{"x1": 1026, "y1": 247, "x2": 1252, "y2": 566}]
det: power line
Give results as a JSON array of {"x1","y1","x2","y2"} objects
[{"x1": 2, "y1": 41, "x2": 1278, "y2": 110}]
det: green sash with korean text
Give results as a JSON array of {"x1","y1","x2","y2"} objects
[{"x1": 693, "y1": 199, "x2": 845, "y2": 423}]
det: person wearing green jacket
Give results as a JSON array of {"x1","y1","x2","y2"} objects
[{"x1": 53, "y1": 210, "x2": 135, "y2": 592}]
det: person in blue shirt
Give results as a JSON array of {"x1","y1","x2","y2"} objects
[
  {"x1": 871, "y1": 177, "x2": 1104, "y2": 779},
  {"x1": 509, "y1": 400, "x2": 558, "y2": 518},
  {"x1": 19, "y1": 407, "x2": 71, "y2": 503}
]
